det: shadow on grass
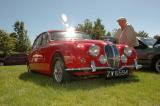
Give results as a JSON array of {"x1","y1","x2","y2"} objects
[{"x1": 19, "y1": 72, "x2": 140, "y2": 91}]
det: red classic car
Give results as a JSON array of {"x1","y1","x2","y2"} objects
[{"x1": 27, "y1": 30, "x2": 141, "y2": 83}]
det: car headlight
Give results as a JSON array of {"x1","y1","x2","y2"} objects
[
  {"x1": 99, "y1": 55, "x2": 108, "y2": 64},
  {"x1": 89, "y1": 44, "x2": 100, "y2": 57},
  {"x1": 121, "y1": 54, "x2": 127, "y2": 63},
  {"x1": 124, "y1": 46, "x2": 132, "y2": 57}
]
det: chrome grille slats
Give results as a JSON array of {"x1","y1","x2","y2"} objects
[
  {"x1": 104, "y1": 44, "x2": 120, "y2": 69},
  {"x1": 105, "y1": 45, "x2": 114, "y2": 67},
  {"x1": 112, "y1": 45, "x2": 120, "y2": 68}
]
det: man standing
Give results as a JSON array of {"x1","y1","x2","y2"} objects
[{"x1": 115, "y1": 17, "x2": 139, "y2": 48}]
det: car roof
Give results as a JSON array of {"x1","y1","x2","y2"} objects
[
  {"x1": 48, "y1": 30, "x2": 65, "y2": 33},
  {"x1": 47, "y1": 30, "x2": 82, "y2": 34},
  {"x1": 137, "y1": 37, "x2": 155, "y2": 40}
]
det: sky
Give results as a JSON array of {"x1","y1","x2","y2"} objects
[{"x1": 0, "y1": 0, "x2": 160, "y2": 43}]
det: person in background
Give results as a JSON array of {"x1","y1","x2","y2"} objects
[{"x1": 115, "y1": 17, "x2": 139, "y2": 48}]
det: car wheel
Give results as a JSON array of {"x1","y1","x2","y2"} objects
[
  {"x1": 0, "y1": 62, "x2": 4, "y2": 66},
  {"x1": 52, "y1": 54, "x2": 70, "y2": 83},
  {"x1": 155, "y1": 59, "x2": 160, "y2": 73}
]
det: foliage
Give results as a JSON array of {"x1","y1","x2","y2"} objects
[
  {"x1": 76, "y1": 18, "x2": 106, "y2": 39},
  {"x1": 13, "y1": 21, "x2": 31, "y2": 53},
  {"x1": 76, "y1": 19, "x2": 93, "y2": 36},
  {"x1": 0, "y1": 21, "x2": 31, "y2": 56},
  {"x1": 137, "y1": 31, "x2": 149, "y2": 37},
  {"x1": 154, "y1": 35, "x2": 160, "y2": 40},
  {"x1": 0, "y1": 29, "x2": 16, "y2": 56},
  {"x1": 111, "y1": 28, "x2": 118, "y2": 37},
  {"x1": 92, "y1": 18, "x2": 106, "y2": 39},
  {"x1": 0, "y1": 65, "x2": 160, "y2": 106},
  {"x1": 106, "y1": 31, "x2": 111, "y2": 36},
  {"x1": 100, "y1": 31, "x2": 112, "y2": 40}
]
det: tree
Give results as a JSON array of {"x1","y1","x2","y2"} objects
[
  {"x1": 0, "y1": 29, "x2": 16, "y2": 56},
  {"x1": 10, "y1": 32, "x2": 17, "y2": 38},
  {"x1": 154, "y1": 35, "x2": 160, "y2": 40},
  {"x1": 137, "y1": 31, "x2": 149, "y2": 37},
  {"x1": 106, "y1": 31, "x2": 111, "y2": 36},
  {"x1": 92, "y1": 18, "x2": 106, "y2": 39},
  {"x1": 76, "y1": 19, "x2": 93, "y2": 36},
  {"x1": 76, "y1": 18, "x2": 106, "y2": 39},
  {"x1": 111, "y1": 28, "x2": 118, "y2": 37},
  {"x1": 13, "y1": 21, "x2": 31, "y2": 53}
]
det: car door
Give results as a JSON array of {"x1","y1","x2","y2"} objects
[
  {"x1": 15, "y1": 54, "x2": 27, "y2": 65},
  {"x1": 36, "y1": 32, "x2": 50, "y2": 73},
  {"x1": 11, "y1": 54, "x2": 20, "y2": 65},
  {"x1": 135, "y1": 40, "x2": 154, "y2": 61},
  {"x1": 29, "y1": 34, "x2": 43, "y2": 71},
  {"x1": 135, "y1": 40, "x2": 148, "y2": 59},
  {"x1": 4, "y1": 55, "x2": 13, "y2": 65}
]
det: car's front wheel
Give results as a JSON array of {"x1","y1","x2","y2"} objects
[
  {"x1": 52, "y1": 54, "x2": 70, "y2": 83},
  {"x1": 155, "y1": 59, "x2": 160, "y2": 73}
]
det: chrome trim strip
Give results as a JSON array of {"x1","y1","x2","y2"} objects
[
  {"x1": 104, "y1": 44, "x2": 120, "y2": 68},
  {"x1": 113, "y1": 45, "x2": 120, "y2": 68},
  {"x1": 104, "y1": 45, "x2": 112, "y2": 67},
  {"x1": 111, "y1": 45, "x2": 116, "y2": 67},
  {"x1": 65, "y1": 63, "x2": 142, "y2": 72},
  {"x1": 65, "y1": 67, "x2": 111, "y2": 71}
]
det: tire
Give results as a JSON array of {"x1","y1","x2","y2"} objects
[
  {"x1": 0, "y1": 62, "x2": 4, "y2": 66},
  {"x1": 155, "y1": 59, "x2": 160, "y2": 73},
  {"x1": 52, "y1": 54, "x2": 70, "y2": 83}
]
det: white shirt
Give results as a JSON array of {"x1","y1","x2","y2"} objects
[{"x1": 115, "y1": 24, "x2": 139, "y2": 47}]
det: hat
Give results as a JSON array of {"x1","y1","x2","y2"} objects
[{"x1": 117, "y1": 17, "x2": 127, "y2": 22}]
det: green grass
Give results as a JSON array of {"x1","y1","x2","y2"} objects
[{"x1": 0, "y1": 65, "x2": 160, "y2": 106}]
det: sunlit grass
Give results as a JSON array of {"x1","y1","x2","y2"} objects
[{"x1": 0, "y1": 65, "x2": 160, "y2": 106}]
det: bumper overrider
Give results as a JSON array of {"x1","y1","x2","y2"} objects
[{"x1": 65, "y1": 60, "x2": 142, "y2": 72}]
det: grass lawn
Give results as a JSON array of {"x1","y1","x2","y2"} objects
[{"x1": 0, "y1": 65, "x2": 160, "y2": 106}]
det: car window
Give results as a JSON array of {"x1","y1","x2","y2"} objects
[
  {"x1": 32, "y1": 35, "x2": 43, "y2": 50},
  {"x1": 103, "y1": 37, "x2": 116, "y2": 44},
  {"x1": 41, "y1": 33, "x2": 48, "y2": 46},
  {"x1": 138, "y1": 37, "x2": 156, "y2": 46},
  {"x1": 50, "y1": 32, "x2": 91, "y2": 41},
  {"x1": 135, "y1": 40, "x2": 147, "y2": 49}
]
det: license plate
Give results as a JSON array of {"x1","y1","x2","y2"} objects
[{"x1": 106, "y1": 68, "x2": 129, "y2": 78}]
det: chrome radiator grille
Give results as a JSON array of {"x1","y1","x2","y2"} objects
[{"x1": 104, "y1": 45, "x2": 120, "y2": 68}]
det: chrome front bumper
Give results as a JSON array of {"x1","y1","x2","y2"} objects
[{"x1": 65, "y1": 60, "x2": 142, "y2": 72}]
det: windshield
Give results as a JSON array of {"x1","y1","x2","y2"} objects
[
  {"x1": 139, "y1": 37, "x2": 156, "y2": 46},
  {"x1": 50, "y1": 32, "x2": 91, "y2": 40}
]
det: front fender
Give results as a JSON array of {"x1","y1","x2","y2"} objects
[{"x1": 116, "y1": 45, "x2": 137, "y2": 65}]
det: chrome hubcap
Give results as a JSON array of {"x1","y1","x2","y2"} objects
[
  {"x1": 54, "y1": 60, "x2": 63, "y2": 82},
  {"x1": 156, "y1": 59, "x2": 160, "y2": 72}
]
